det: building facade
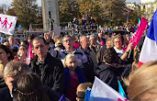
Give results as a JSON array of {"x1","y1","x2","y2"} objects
[
  {"x1": 140, "y1": 0, "x2": 157, "y2": 20},
  {"x1": 126, "y1": 0, "x2": 157, "y2": 21}
]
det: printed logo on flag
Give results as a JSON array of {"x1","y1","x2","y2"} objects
[{"x1": 0, "y1": 14, "x2": 17, "y2": 35}]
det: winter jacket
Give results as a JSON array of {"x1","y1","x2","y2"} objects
[
  {"x1": 30, "y1": 53, "x2": 64, "y2": 95},
  {"x1": 96, "y1": 63, "x2": 124, "y2": 91}
]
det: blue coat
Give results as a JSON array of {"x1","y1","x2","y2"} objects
[{"x1": 64, "y1": 67, "x2": 86, "y2": 90}]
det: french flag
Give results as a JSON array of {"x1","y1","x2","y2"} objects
[
  {"x1": 89, "y1": 77, "x2": 127, "y2": 101},
  {"x1": 139, "y1": 10, "x2": 157, "y2": 67}
]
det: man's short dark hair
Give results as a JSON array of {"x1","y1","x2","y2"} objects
[{"x1": 32, "y1": 36, "x2": 49, "y2": 45}]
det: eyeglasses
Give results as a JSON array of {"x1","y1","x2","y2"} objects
[
  {"x1": 64, "y1": 39, "x2": 71, "y2": 43},
  {"x1": 114, "y1": 41, "x2": 121, "y2": 43},
  {"x1": 63, "y1": 37, "x2": 72, "y2": 42}
]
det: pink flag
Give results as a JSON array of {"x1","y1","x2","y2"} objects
[
  {"x1": 129, "y1": 17, "x2": 148, "y2": 48},
  {"x1": 26, "y1": 43, "x2": 34, "y2": 65}
]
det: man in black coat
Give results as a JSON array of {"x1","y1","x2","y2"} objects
[
  {"x1": 30, "y1": 37, "x2": 64, "y2": 95},
  {"x1": 96, "y1": 47, "x2": 128, "y2": 91}
]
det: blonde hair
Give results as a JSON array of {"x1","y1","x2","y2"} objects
[
  {"x1": 62, "y1": 35, "x2": 71, "y2": 43},
  {"x1": 3, "y1": 61, "x2": 29, "y2": 78},
  {"x1": 77, "y1": 82, "x2": 92, "y2": 93},
  {"x1": 63, "y1": 53, "x2": 77, "y2": 67},
  {"x1": 112, "y1": 34, "x2": 122, "y2": 43},
  {"x1": 126, "y1": 61, "x2": 157, "y2": 101},
  {"x1": 55, "y1": 38, "x2": 62, "y2": 47},
  {"x1": 76, "y1": 82, "x2": 92, "y2": 101}
]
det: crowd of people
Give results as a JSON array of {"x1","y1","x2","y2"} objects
[{"x1": 0, "y1": 28, "x2": 156, "y2": 101}]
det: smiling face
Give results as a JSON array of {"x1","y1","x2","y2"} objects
[
  {"x1": 66, "y1": 57, "x2": 77, "y2": 70},
  {"x1": 64, "y1": 54, "x2": 78, "y2": 70},
  {"x1": 113, "y1": 37, "x2": 122, "y2": 49}
]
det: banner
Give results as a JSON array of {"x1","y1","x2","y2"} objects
[{"x1": 0, "y1": 14, "x2": 17, "y2": 35}]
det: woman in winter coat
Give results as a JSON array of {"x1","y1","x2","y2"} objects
[{"x1": 63, "y1": 53, "x2": 86, "y2": 101}]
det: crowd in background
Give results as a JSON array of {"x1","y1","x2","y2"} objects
[{"x1": 0, "y1": 24, "x2": 155, "y2": 101}]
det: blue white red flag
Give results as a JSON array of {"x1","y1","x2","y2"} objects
[
  {"x1": 139, "y1": 10, "x2": 157, "y2": 67},
  {"x1": 89, "y1": 77, "x2": 128, "y2": 101}
]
